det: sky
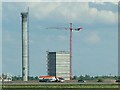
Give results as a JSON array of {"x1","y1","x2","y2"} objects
[
  {"x1": 2, "y1": 1, "x2": 118, "y2": 77},
  {"x1": 0, "y1": 1, "x2": 2, "y2": 75}
]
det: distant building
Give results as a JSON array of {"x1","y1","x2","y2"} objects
[
  {"x1": 2, "y1": 73, "x2": 12, "y2": 81},
  {"x1": 47, "y1": 51, "x2": 70, "y2": 80}
]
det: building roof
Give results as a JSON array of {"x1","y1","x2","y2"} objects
[{"x1": 47, "y1": 51, "x2": 69, "y2": 54}]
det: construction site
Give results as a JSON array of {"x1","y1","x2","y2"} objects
[
  {"x1": 2, "y1": 2, "x2": 119, "y2": 89},
  {"x1": 2, "y1": 9, "x2": 119, "y2": 84},
  {"x1": 21, "y1": 10, "x2": 83, "y2": 81}
]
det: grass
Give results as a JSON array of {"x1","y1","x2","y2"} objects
[{"x1": 1, "y1": 84, "x2": 120, "y2": 89}]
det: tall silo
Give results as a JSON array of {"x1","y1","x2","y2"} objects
[{"x1": 21, "y1": 12, "x2": 29, "y2": 81}]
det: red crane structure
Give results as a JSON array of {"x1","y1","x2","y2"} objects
[
  {"x1": 69, "y1": 23, "x2": 83, "y2": 80},
  {"x1": 47, "y1": 23, "x2": 83, "y2": 80}
]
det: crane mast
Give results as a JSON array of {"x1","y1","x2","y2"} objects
[{"x1": 70, "y1": 23, "x2": 72, "y2": 80}]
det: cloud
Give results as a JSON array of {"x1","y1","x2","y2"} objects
[
  {"x1": 23, "y1": 2, "x2": 118, "y2": 26},
  {"x1": 93, "y1": 2, "x2": 118, "y2": 5},
  {"x1": 96, "y1": 10, "x2": 117, "y2": 24},
  {"x1": 84, "y1": 31, "x2": 101, "y2": 44},
  {"x1": 2, "y1": 0, "x2": 120, "y2": 2},
  {"x1": 93, "y1": 0, "x2": 119, "y2": 3},
  {"x1": 3, "y1": 2, "x2": 117, "y2": 26},
  {"x1": 111, "y1": 2, "x2": 119, "y2": 5},
  {"x1": 27, "y1": 3, "x2": 61, "y2": 19}
]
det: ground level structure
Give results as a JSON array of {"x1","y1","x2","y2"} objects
[{"x1": 47, "y1": 51, "x2": 70, "y2": 80}]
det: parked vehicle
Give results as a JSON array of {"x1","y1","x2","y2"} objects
[
  {"x1": 38, "y1": 76, "x2": 65, "y2": 82},
  {"x1": 116, "y1": 80, "x2": 120, "y2": 82},
  {"x1": 78, "y1": 79, "x2": 86, "y2": 83},
  {"x1": 57, "y1": 77, "x2": 65, "y2": 82},
  {"x1": 39, "y1": 76, "x2": 56, "y2": 82}
]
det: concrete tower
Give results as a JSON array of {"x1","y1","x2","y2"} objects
[{"x1": 21, "y1": 12, "x2": 29, "y2": 81}]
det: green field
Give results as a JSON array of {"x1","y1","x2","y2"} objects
[{"x1": 1, "y1": 84, "x2": 120, "y2": 90}]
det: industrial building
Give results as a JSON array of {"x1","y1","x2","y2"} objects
[{"x1": 47, "y1": 51, "x2": 70, "y2": 80}]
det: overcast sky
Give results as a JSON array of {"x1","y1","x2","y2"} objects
[{"x1": 2, "y1": 1, "x2": 118, "y2": 77}]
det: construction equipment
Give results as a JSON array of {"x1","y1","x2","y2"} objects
[{"x1": 47, "y1": 23, "x2": 83, "y2": 80}]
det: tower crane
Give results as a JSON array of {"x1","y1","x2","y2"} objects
[{"x1": 47, "y1": 23, "x2": 83, "y2": 80}]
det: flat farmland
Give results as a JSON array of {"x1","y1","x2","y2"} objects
[{"x1": 1, "y1": 82, "x2": 120, "y2": 90}]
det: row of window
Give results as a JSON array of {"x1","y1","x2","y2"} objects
[{"x1": 56, "y1": 65, "x2": 70, "y2": 67}]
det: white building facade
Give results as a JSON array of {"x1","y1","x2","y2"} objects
[{"x1": 47, "y1": 51, "x2": 70, "y2": 80}]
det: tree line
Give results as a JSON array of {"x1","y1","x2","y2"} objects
[
  {"x1": 72, "y1": 75, "x2": 119, "y2": 82},
  {"x1": 11, "y1": 76, "x2": 39, "y2": 81},
  {"x1": 10, "y1": 75, "x2": 120, "y2": 81}
]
